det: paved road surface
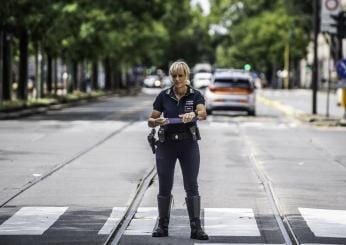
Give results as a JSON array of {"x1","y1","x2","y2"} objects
[{"x1": 0, "y1": 89, "x2": 345, "y2": 244}]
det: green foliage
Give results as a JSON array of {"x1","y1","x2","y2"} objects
[
  {"x1": 209, "y1": 0, "x2": 312, "y2": 74},
  {"x1": 1, "y1": 0, "x2": 312, "y2": 75}
]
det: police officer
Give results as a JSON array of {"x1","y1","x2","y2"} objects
[{"x1": 148, "y1": 61, "x2": 208, "y2": 240}]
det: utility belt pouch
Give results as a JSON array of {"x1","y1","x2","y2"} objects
[
  {"x1": 189, "y1": 125, "x2": 201, "y2": 141},
  {"x1": 158, "y1": 127, "x2": 166, "y2": 143},
  {"x1": 195, "y1": 126, "x2": 201, "y2": 140}
]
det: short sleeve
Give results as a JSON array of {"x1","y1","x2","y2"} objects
[
  {"x1": 153, "y1": 92, "x2": 163, "y2": 112},
  {"x1": 194, "y1": 91, "x2": 205, "y2": 105}
]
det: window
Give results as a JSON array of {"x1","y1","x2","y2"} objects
[{"x1": 214, "y1": 78, "x2": 251, "y2": 88}]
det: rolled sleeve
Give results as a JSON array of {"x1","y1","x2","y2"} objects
[
  {"x1": 153, "y1": 93, "x2": 163, "y2": 112},
  {"x1": 194, "y1": 91, "x2": 205, "y2": 105}
]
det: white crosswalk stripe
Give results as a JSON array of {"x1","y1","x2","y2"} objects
[
  {"x1": 204, "y1": 208, "x2": 260, "y2": 237},
  {"x1": 0, "y1": 207, "x2": 68, "y2": 235},
  {"x1": 194, "y1": 244, "x2": 284, "y2": 245},
  {"x1": 299, "y1": 208, "x2": 346, "y2": 238},
  {"x1": 123, "y1": 207, "x2": 261, "y2": 237},
  {"x1": 98, "y1": 207, "x2": 127, "y2": 235}
]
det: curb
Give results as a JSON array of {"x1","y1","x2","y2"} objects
[{"x1": 258, "y1": 95, "x2": 344, "y2": 127}]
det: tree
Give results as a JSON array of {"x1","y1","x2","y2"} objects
[{"x1": 209, "y1": 0, "x2": 312, "y2": 85}]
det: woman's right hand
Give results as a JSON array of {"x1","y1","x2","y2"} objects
[
  {"x1": 148, "y1": 117, "x2": 168, "y2": 128},
  {"x1": 154, "y1": 117, "x2": 168, "y2": 126},
  {"x1": 148, "y1": 110, "x2": 168, "y2": 128}
]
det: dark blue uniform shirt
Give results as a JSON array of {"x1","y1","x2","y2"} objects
[{"x1": 153, "y1": 85, "x2": 205, "y2": 134}]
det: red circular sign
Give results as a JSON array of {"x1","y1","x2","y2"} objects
[{"x1": 325, "y1": 0, "x2": 339, "y2": 11}]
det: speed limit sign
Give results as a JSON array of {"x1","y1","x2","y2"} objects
[
  {"x1": 321, "y1": 0, "x2": 341, "y2": 33},
  {"x1": 325, "y1": 0, "x2": 339, "y2": 11}
]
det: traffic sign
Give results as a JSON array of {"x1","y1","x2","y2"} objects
[
  {"x1": 321, "y1": 0, "x2": 341, "y2": 34},
  {"x1": 325, "y1": 0, "x2": 339, "y2": 10},
  {"x1": 336, "y1": 59, "x2": 346, "y2": 78}
]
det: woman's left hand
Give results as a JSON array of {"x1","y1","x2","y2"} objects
[{"x1": 179, "y1": 112, "x2": 196, "y2": 123}]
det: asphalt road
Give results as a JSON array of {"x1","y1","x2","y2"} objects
[{"x1": 0, "y1": 88, "x2": 346, "y2": 245}]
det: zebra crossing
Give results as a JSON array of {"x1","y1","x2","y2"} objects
[
  {"x1": 0, "y1": 206, "x2": 345, "y2": 244},
  {"x1": 0, "y1": 207, "x2": 68, "y2": 235}
]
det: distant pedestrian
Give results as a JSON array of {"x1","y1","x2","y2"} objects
[{"x1": 148, "y1": 60, "x2": 208, "y2": 240}]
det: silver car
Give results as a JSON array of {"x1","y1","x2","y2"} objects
[
  {"x1": 193, "y1": 72, "x2": 212, "y2": 89},
  {"x1": 205, "y1": 69, "x2": 256, "y2": 116}
]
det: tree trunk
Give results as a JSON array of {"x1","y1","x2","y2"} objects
[
  {"x1": 66, "y1": 61, "x2": 72, "y2": 94},
  {"x1": 2, "y1": 30, "x2": 12, "y2": 100},
  {"x1": 0, "y1": 31, "x2": 12, "y2": 100},
  {"x1": 104, "y1": 58, "x2": 111, "y2": 90},
  {"x1": 0, "y1": 30, "x2": 3, "y2": 101},
  {"x1": 114, "y1": 65, "x2": 122, "y2": 89},
  {"x1": 53, "y1": 58, "x2": 58, "y2": 95},
  {"x1": 92, "y1": 60, "x2": 98, "y2": 90},
  {"x1": 18, "y1": 28, "x2": 28, "y2": 100},
  {"x1": 34, "y1": 42, "x2": 41, "y2": 99},
  {"x1": 47, "y1": 53, "x2": 52, "y2": 94},
  {"x1": 72, "y1": 61, "x2": 78, "y2": 92},
  {"x1": 40, "y1": 50, "x2": 45, "y2": 97},
  {"x1": 80, "y1": 61, "x2": 86, "y2": 92}
]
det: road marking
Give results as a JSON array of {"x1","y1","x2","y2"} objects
[
  {"x1": 195, "y1": 244, "x2": 284, "y2": 245},
  {"x1": 123, "y1": 207, "x2": 157, "y2": 235},
  {"x1": 0, "y1": 207, "x2": 68, "y2": 235},
  {"x1": 98, "y1": 207, "x2": 127, "y2": 235},
  {"x1": 204, "y1": 208, "x2": 260, "y2": 236},
  {"x1": 299, "y1": 208, "x2": 346, "y2": 238}
]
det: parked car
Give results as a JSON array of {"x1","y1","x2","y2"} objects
[
  {"x1": 162, "y1": 76, "x2": 172, "y2": 88},
  {"x1": 205, "y1": 69, "x2": 256, "y2": 116},
  {"x1": 193, "y1": 72, "x2": 212, "y2": 89},
  {"x1": 143, "y1": 75, "x2": 163, "y2": 88}
]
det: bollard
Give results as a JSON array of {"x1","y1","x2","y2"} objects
[
  {"x1": 337, "y1": 81, "x2": 346, "y2": 120},
  {"x1": 342, "y1": 88, "x2": 346, "y2": 119},
  {"x1": 336, "y1": 79, "x2": 346, "y2": 121},
  {"x1": 341, "y1": 88, "x2": 346, "y2": 107}
]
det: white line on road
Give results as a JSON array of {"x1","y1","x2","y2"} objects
[
  {"x1": 204, "y1": 208, "x2": 260, "y2": 237},
  {"x1": 194, "y1": 244, "x2": 284, "y2": 245},
  {"x1": 0, "y1": 207, "x2": 68, "y2": 235},
  {"x1": 98, "y1": 207, "x2": 127, "y2": 235},
  {"x1": 299, "y1": 208, "x2": 346, "y2": 238}
]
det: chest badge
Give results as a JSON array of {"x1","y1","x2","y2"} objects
[{"x1": 184, "y1": 100, "x2": 194, "y2": 112}]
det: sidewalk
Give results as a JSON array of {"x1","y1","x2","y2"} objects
[
  {"x1": 0, "y1": 89, "x2": 139, "y2": 120},
  {"x1": 258, "y1": 89, "x2": 346, "y2": 126}
]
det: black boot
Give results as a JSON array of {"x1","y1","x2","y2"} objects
[
  {"x1": 152, "y1": 195, "x2": 172, "y2": 237},
  {"x1": 185, "y1": 195, "x2": 209, "y2": 240}
]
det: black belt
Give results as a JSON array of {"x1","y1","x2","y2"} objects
[{"x1": 165, "y1": 132, "x2": 192, "y2": 141}]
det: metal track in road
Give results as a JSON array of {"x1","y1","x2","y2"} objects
[
  {"x1": 239, "y1": 125, "x2": 299, "y2": 245},
  {"x1": 0, "y1": 121, "x2": 134, "y2": 208},
  {"x1": 104, "y1": 166, "x2": 157, "y2": 245}
]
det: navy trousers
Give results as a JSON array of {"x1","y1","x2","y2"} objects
[{"x1": 156, "y1": 139, "x2": 200, "y2": 197}]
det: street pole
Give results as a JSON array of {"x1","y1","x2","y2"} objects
[
  {"x1": 327, "y1": 36, "x2": 331, "y2": 118},
  {"x1": 322, "y1": 34, "x2": 332, "y2": 118},
  {"x1": 0, "y1": 31, "x2": 3, "y2": 103},
  {"x1": 312, "y1": 0, "x2": 319, "y2": 115}
]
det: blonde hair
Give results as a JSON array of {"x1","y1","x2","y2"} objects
[{"x1": 169, "y1": 61, "x2": 190, "y2": 79}]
